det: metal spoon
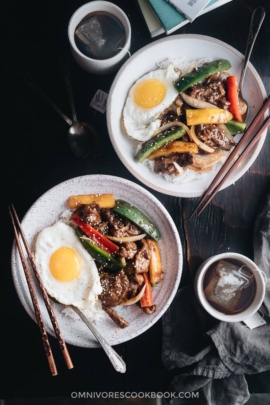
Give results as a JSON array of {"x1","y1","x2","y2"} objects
[
  {"x1": 71, "y1": 306, "x2": 126, "y2": 373},
  {"x1": 50, "y1": 297, "x2": 126, "y2": 373},
  {"x1": 239, "y1": 6, "x2": 265, "y2": 121},
  {"x1": 23, "y1": 68, "x2": 101, "y2": 159},
  {"x1": 59, "y1": 56, "x2": 101, "y2": 158}
]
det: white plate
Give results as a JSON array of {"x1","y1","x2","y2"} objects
[
  {"x1": 11, "y1": 175, "x2": 182, "y2": 348},
  {"x1": 107, "y1": 34, "x2": 267, "y2": 197}
]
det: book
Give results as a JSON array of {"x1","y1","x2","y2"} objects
[
  {"x1": 147, "y1": 0, "x2": 233, "y2": 35},
  {"x1": 167, "y1": 0, "x2": 212, "y2": 22},
  {"x1": 137, "y1": 0, "x2": 165, "y2": 37}
]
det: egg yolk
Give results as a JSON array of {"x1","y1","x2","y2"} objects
[
  {"x1": 49, "y1": 247, "x2": 81, "y2": 282},
  {"x1": 134, "y1": 79, "x2": 166, "y2": 108}
]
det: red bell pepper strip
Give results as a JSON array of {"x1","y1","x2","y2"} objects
[
  {"x1": 226, "y1": 75, "x2": 243, "y2": 122},
  {"x1": 140, "y1": 273, "x2": 153, "y2": 308},
  {"x1": 71, "y1": 213, "x2": 119, "y2": 254}
]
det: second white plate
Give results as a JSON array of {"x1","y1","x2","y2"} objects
[{"x1": 107, "y1": 34, "x2": 267, "y2": 197}]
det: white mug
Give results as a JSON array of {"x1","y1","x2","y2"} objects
[
  {"x1": 68, "y1": 1, "x2": 131, "y2": 75},
  {"x1": 194, "y1": 252, "x2": 266, "y2": 322}
]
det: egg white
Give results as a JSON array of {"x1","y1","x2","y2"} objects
[
  {"x1": 123, "y1": 63, "x2": 180, "y2": 141},
  {"x1": 35, "y1": 221, "x2": 102, "y2": 310}
]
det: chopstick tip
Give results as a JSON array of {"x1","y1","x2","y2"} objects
[{"x1": 188, "y1": 210, "x2": 197, "y2": 220}]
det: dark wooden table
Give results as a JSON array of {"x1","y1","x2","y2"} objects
[{"x1": 2, "y1": 0, "x2": 270, "y2": 400}]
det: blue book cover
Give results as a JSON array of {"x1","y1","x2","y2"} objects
[{"x1": 147, "y1": 0, "x2": 232, "y2": 34}]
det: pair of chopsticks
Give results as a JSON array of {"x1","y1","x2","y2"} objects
[
  {"x1": 9, "y1": 204, "x2": 74, "y2": 376},
  {"x1": 190, "y1": 95, "x2": 270, "y2": 219}
]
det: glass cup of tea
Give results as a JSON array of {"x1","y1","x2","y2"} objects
[
  {"x1": 68, "y1": 1, "x2": 131, "y2": 75},
  {"x1": 194, "y1": 252, "x2": 266, "y2": 322}
]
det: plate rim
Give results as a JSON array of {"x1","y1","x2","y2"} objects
[
  {"x1": 11, "y1": 174, "x2": 183, "y2": 347},
  {"x1": 107, "y1": 33, "x2": 268, "y2": 198}
]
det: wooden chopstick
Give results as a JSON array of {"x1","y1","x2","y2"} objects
[
  {"x1": 10, "y1": 204, "x2": 74, "y2": 371},
  {"x1": 190, "y1": 95, "x2": 270, "y2": 218},
  {"x1": 9, "y1": 207, "x2": 58, "y2": 376}
]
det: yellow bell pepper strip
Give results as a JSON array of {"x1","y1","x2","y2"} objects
[
  {"x1": 186, "y1": 108, "x2": 233, "y2": 126},
  {"x1": 140, "y1": 273, "x2": 153, "y2": 308},
  {"x1": 226, "y1": 76, "x2": 243, "y2": 122},
  {"x1": 68, "y1": 193, "x2": 115, "y2": 209},
  {"x1": 147, "y1": 141, "x2": 199, "y2": 159},
  {"x1": 147, "y1": 240, "x2": 164, "y2": 286}
]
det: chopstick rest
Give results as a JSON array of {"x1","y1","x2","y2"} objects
[
  {"x1": 190, "y1": 95, "x2": 270, "y2": 218},
  {"x1": 9, "y1": 204, "x2": 74, "y2": 372}
]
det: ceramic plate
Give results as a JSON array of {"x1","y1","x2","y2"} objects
[
  {"x1": 107, "y1": 34, "x2": 267, "y2": 197},
  {"x1": 11, "y1": 175, "x2": 182, "y2": 348}
]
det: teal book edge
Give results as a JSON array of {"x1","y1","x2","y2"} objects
[{"x1": 147, "y1": 0, "x2": 225, "y2": 33}]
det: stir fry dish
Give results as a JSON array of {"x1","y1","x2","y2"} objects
[
  {"x1": 35, "y1": 193, "x2": 163, "y2": 329},
  {"x1": 69, "y1": 193, "x2": 163, "y2": 328},
  {"x1": 123, "y1": 59, "x2": 247, "y2": 179}
]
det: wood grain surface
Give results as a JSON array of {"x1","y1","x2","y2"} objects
[{"x1": 2, "y1": 0, "x2": 270, "y2": 399}]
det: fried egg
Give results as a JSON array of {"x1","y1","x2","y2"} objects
[
  {"x1": 35, "y1": 221, "x2": 102, "y2": 310},
  {"x1": 123, "y1": 63, "x2": 180, "y2": 141}
]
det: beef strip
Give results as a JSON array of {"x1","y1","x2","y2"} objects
[
  {"x1": 119, "y1": 242, "x2": 138, "y2": 259},
  {"x1": 74, "y1": 203, "x2": 102, "y2": 226},
  {"x1": 99, "y1": 270, "x2": 129, "y2": 307},
  {"x1": 95, "y1": 221, "x2": 109, "y2": 235},
  {"x1": 102, "y1": 304, "x2": 129, "y2": 328},
  {"x1": 159, "y1": 109, "x2": 179, "y2": 126},
  {"x1": 196, "y1": 124, "x2": 235, "y2": 151},
  {"x1": 134, "y1": 240, "x2": 151, "y2": 274},
  {"x1": 128, "y1": 274, "x2": 144, "y2": 298},
  {"x1": 154, "y1": 153, "x2": 194, "y2": 175},
  {"x1": 102, "y1": 208, "x2": 124, "y2": 231},
  {"x1": 121, "y1": 222, "x2": 141, "y2": 237},
  {"x1": 141, "y1": 305, "x2": 157, "y2": 314},
  {"x1": 189, "y1": 73, "x2": 230, "y2": 110},
  {"x1": 181, "y1": 134, "x2": 190, "y2": 142},
  {"x1": 101, "y1": 208, "x2": 141, "y2": 237}
]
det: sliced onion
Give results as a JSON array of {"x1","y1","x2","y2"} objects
[
  {"x1": 189, "y1": 125, "x2": 215, "y2": 153},
  {"x1": 120, "y1": 284, "x2": 147, "y2": 306},
  {"x1": 175, "y1": 98, "x2": 183, "y2": 107},
  {"x1": 185, "y1": 60, "x2": 195, "y2": 74},
  {"x1": 151, "y1": 121, "x2": 190, "y2": 138},
  {"x1": 173, "y1": 161, "x2": 184, "y2": 176},
  {"x1": 105, "y1": 233, "x2": 146, "y2": 243},
  {"x1": 192, "y1": 152, "x2": 227, "y2": 169},
  {"x1": 189, "y1": 164, "x2": 212, "y2": 173},
  {"x1": 79, "y1": 236, "x2": 95, "y2": 243},
  {"x1": 217, "y1": 124, "x2": 235, "y2": 142},
  {"x1": 181, "y1": 92, "x2": 219, "y2": 109},
  {"x1": 239, "y1": 97, "x2": 248, "y2": 115}
]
